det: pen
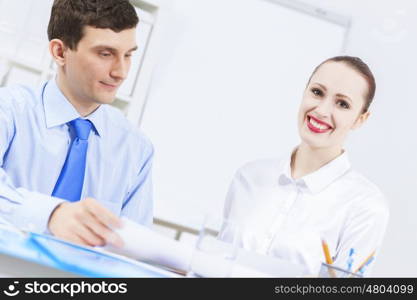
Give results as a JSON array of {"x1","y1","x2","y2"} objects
[
  {"x1": 346, "y1": 248, "x2": 355, "y2": 272},
  {"x1": 358, "y1": 257, "x2": 374, "y2": 275},
  {"x1": 354, "y1": 250, "x2": 376, "y2": 274}
]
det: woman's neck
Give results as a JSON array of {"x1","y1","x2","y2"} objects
[{"x1": 291, "y1": 143, "x2": 343, "y2": 179}]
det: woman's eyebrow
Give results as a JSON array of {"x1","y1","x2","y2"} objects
[
  {"x1": 335, "y1": 93, "x2": 353, "y2": 103},
  {"x1": 312, "y1": 82, "x2": 327, "y2": 91},
  {"x1": 312, "y1": 83, "x2": 353, "y2": 103}
]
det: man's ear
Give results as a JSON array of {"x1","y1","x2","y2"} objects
[
  {"x1": 49, "y1": 39, "x2": 68, "y2": 67},
  {"x1": 352, "y1": 111, "x2": 370, "y2": 130}
]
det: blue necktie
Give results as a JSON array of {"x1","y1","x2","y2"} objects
[{"x1": 52, "y1": 118, "x2": 93, "y2": 202}]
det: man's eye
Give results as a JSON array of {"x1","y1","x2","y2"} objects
[
  {"x1": 100, "y1": 52, "x2": 111, "y2": 57},
  {"x1": 311, "y1": 88, "x2": 323, "y2": 96},
  {"x1": 337, "y1": 100, "x2": 350, "y2": 109}
]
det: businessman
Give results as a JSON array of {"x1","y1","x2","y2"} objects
[{"x1": 0, "y1": 0, "x2": 153, "y2": 247}]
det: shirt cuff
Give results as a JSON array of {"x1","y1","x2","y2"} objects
[{"x1": 14, "y1": 189, "x2": 66, "y2": 233}]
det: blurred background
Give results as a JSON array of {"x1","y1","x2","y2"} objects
[{"x1": 0, "y1": 0, "x2": 416, "y2": 276}]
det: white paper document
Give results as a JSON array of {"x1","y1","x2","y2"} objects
[{"x1": 105, "y1": 217, "x2": 307, "y2": 277}]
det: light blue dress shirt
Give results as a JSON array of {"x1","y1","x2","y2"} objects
[{"x1": 0, "y1": 80, "x2": 154, "y2": 233}]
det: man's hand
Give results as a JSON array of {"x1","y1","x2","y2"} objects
[{"x1": 48, "y1": 197, "x2": 124, "y2": 248}]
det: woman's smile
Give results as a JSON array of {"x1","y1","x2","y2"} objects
[{"x1": 306, "y1": 115, "x2": 333, "y2": 133}]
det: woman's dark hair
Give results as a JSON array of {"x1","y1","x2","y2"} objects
[
  {"x1": 308, "y1": 56, "x2": 376, "y2": 113},
  {"x1": 47, "y1": 0, "x2": 139, "y2": 50}
]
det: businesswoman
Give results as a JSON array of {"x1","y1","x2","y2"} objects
[{"x1": 220, "y1": 56, "x2": 389, "y2": 276}]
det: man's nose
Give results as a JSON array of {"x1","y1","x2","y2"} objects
[{"x1": 110, "y1": 58, "x2": 129, "y2": 80}]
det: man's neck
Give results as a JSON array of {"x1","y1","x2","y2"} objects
[
  {"x1": 291, "y1": 143, "x2": 343, "y2": 179},
  {"x1": 56, "y1": 76, "x2": 100, "y2": 117}
]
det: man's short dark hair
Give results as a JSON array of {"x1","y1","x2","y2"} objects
[{"x1": 47, "y1": 0, "x2": 139, "y2": 50}]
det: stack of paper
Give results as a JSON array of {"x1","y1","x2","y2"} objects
[{"x1": 105, "y1": 218, "x2": 307, "y2": 277}]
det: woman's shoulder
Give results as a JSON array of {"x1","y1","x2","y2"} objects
[
  {"x1": 344, "y1": 169, "x2": 389, "y2": 214},
  {"x1": 344, "y1": 169, "x2": 383, "y2": 195},
  {"x1": 234, "y1": 156, "x2": 287, "y2": 184}
]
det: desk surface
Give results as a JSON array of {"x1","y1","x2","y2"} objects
[{"x1": 0, "y1": 227, "x2": 179, "y2": 278}]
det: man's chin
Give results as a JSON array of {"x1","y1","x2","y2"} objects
[{"x1": 95, "y1": 93, "x2": 117, "y2": 105}]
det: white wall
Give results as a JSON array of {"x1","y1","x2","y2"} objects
[
  {"x1": 142, "y1": 0, "x2": 348, "y2": 227},
  {"x1": 143, "y1": 0, "x2": 417, "y2": 276}
]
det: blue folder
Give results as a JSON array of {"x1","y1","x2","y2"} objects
[{"x1": 0, "y1": 226, "x2": 176, "y2": 277}]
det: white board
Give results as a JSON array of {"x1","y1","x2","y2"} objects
[{"x1": 141, "y1": 0, "x2": 349, "y2": 228}]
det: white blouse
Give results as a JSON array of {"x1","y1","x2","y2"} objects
[{"x1": 220, "y1": 151, "x2": 389, "y2": 276}]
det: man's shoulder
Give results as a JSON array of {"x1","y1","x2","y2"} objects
[
  {"x1": 0, "y1": 84, "x2": 42, "y2": 111},
  {"x1": 102, "y1": 105, "x2": 153, "y2": 148}
]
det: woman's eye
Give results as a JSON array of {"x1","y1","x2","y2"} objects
[
  {"x1": 337, "y1": 100, "x2": 350, "y2": 109},
  {"x1": 311, "y1": 88, "x2": 323, "y2": 96}
]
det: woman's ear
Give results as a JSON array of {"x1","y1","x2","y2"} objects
[
  {"x1": 49, "y1": 39, "x2": 67, "y2": 67},
  {"x1": 352, "y1": 111, "x2": 370, "y2": 130}
]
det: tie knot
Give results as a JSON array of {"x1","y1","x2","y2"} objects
[{"x1": 69, "y1": 118, "x2": 92, "y2": 140}]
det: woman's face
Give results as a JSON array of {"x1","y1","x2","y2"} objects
[{"x1": 297, "y1": 61, "x2": 370, "y2": 150}]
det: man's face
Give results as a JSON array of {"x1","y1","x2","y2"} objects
[{"x1": 62, "y1": 26, "x2": 137, "y2": 107}]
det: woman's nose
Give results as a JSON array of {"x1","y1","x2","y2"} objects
[{"x1": 314, "y1": 98, "x2": 333, "y2": 117}]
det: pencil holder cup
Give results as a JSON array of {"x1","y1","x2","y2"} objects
[{"x1": 318, "y1": 263, "x2": 363, "y2": 278}]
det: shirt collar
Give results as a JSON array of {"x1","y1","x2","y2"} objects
[
  {"x1": 42, "y1": 79, "x2": 105, "y2": 137},
  {"x1": 278, "y1": 148, "x2": 351, "y2": 194}
]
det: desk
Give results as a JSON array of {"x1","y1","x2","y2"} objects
[
  {"x1": 0, "y1": 227, "x2": 178, "y2": 278},
  {"x1": 0, "y1": 252, "x2": 75, "y2": 277}
]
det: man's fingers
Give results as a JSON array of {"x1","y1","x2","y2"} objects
[
  {"x1": 82, "y1": 198, "x2": 122, "y2": 229},
  {"x1": 64, "y1": 232, "x2": 91, "y2": 247},
  {"x1": 81, "y1": 215, "x2": 124, "y2": 248},
  {"x1": 49, "y1": 199, "x2": 123, "y2": 248},
  {"x1": 73, "y1": 222, "x2": 106, "y2": 247},
  {"x1": 106, "y1": 232, "x2": 124, "y2": 248}
]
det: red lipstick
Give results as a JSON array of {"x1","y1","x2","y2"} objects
[{"x1": 306, "y1": 115, "x2": 332, "y2": 133}]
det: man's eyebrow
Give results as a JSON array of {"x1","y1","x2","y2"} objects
[{"x1": 92, "y1": 45, "x2": 138, "y2": 53}]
